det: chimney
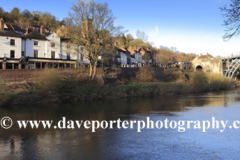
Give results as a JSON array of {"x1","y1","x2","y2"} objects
[
  {"x1": 200, "y1": 53, "x2": 203, "y2": 56},
  {"x1": 0, "y1": 18, "x2": 4, "y2": 31},
  {"x1": 25, "y1": 25, "x2": 33, "y2": 35},
  {"x1": 40, "y1": 25, "x2": 45, "y2": 35}
]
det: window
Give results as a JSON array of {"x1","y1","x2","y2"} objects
[
  {"x1": 34, "y1": 41, "x2": 38, "y2": 46},
  {"x1": 10, "y1": 50, "x2": 15, "y2": 58},
  {"x1": 34, "y1": 50, "x2": 38, "y2": 58},
  {"x1": 67, "y1": 44, "x2": 70, "y2": 48},
  {"x1": 10, "y1": 39, "x2": 15, "y2": 46},
  {"x1": 51, "y1": 51, "x2": 55, "y2": 59},
  {"x1": 116, "y1": 42, "x2": 118, "y2": 46},
  {"x1": 22, "y1": 51, "x2": 25, "y2": 57},
  {"x1": 67, "y1": 53, "x2": 70, "y2": 60},
  {"x1": 51, "y1": 43, "x2": 55, "y2": 48}
]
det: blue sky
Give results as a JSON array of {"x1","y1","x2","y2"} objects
[{"x1": 1, "y1": 0, "x2": 240, "y2": 57}]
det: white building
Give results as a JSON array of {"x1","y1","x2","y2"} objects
[
  {"x1": 0, "y1": 18, "x2": 89, "y2": 69},
  {"x1": 0, "y1": 18, "x2": 23, "y2": 69},
  {"x1": 134, "y1": 52, "x2": 142, "y2": 67}
]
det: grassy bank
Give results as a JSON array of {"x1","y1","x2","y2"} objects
[{"x1": 0, "y1": 68, "x2": 235, "y2": 107}]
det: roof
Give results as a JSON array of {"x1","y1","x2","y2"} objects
[
  {"x1": 117, "y1": 47, "x2": 129, "y2": 53},
  {"x1": 60, "y1": 37, "x2": 70, "y2": 42},
  {"x1": 5, "y1": 22, "x2": 26, "y2": 33},
  {"x1": 25, "y1": 31, "x2": 47, "y2": 40},
  {"x1": 0, "y1": 29, "x2": 22, "y2": 38},
  {"x1": 193, "y1": 54, "x2": 214, "y2": 61}
]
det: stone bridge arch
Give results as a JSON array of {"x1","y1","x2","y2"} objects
[{"x1": 196, "y1": 65, "x2": 203, "y2": 71}]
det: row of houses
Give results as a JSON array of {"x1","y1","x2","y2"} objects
[
  {"x1": 0, "y1": 18, "x2": 89, "y2": 70},
  {"x1": 107, "y1": 45, "x2": 157, "y2": 68},
  {"x1": 0, "y1": 18, "x2": 157, "y2": 70}
]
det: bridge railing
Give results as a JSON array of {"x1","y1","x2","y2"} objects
[{"x1": 221, "y1": 52, "x2": 240, "y2": 59}]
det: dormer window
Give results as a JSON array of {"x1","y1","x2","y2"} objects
[
  {"x1": 34, "y1": 41, "x2": 38, "y2": 46},
  {"x1": 51, "y1": 43, "x2": 55, "y2": 48},
  {"x1": 10, "y1": 39, "x2": 15, "y2": 46}
]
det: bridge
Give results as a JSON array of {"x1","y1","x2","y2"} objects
[
  {"x1": 191, "y1": 52, "x2": 240, "y2": 79},
  {"x1": 222, "y1": 53, "x2": 240, "y2": 79}
]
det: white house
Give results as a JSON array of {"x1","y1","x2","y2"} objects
[
  {"x1": 0, "y1": 18, "x2": 89, "y2": 69},
  {"x1": 134, "y1": 52, "x2": 142, "y2": 67},
  {"x1": 120, "y1": 52, "x2": 128, "y2": 67},
  {"x1": 60, "y1": 37, "x2": 89, "y2": 67},
  {"x1": 47, "y1": 32, "x2": 61, "y2": 59},
  {"x1": 0, "y1": 18, "x2": 23, "y2": 69}
]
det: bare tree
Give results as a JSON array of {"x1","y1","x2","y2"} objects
[
  {"x1": 68, "y1": 0, "x2": 123, "y2": 79},
  {"x1": 136, "y1": 30, "x2": 148, "y2": 42},
  {"x1": 220, "y1": 0, "x2": 240, "y2": 41}
]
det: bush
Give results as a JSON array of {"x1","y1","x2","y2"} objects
[
  {"x1": 0, "y1": 80, "x2": 7, "y2": 96},
  {"x1": 190, "y1": 72, "x2": 208, "y2": 92},
  {"x1": 164, "y1": 68, "x2": 189, "y2": 82},
  {"x1": 102, "y1": 67, "x2": 110, "y2": 78},
  {"x1": 135, "y1": 68, "x2": 155, "y2": 82},
  {"x1": 207, "y1": 73, "x2": 233, "y2": 90},
  {"x1": 236, "y1": 73, "x2": 240, "y2": 81},
  {"x1": 33, "y1": 69, "x2": 62, "y2": 95}
]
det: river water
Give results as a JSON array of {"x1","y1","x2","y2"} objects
[{"x1": 1, "y1": 89, "x2": 240, "y2": 159}]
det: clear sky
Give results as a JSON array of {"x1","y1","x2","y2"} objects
[{"x1": 1, "y1": 0, "x2": 240, "y2": 57}]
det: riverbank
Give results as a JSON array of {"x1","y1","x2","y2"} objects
[{"x1": 0, "y1": 68, "x2": 235, "y2": 107}]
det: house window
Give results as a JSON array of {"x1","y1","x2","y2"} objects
[
  {"x1": 34, "y1": 50, "x2": 38, "y2": 58},
  {"x1": 67, "y1": 44, "x2": 70, "y2": 48},
  {"x1": 51, "y1": 43, "x2": 55, "y2": 48},
  {"x1": 10, "y1": 50, "x2": 15, "y2": 58},
  {"x1": 51, "y1": 51, "x2": 55, "y2": 59},
  {"x1": 116, "y1": 42, "x2": 118, "y2": 46},
  {"x1": 34, "y1": 41, "x2": 38, "y2": 46},
  {"x1": 10, "y1": 39, "x2": 15, "y2": 46},
  {"x1": 67, "y1": 53, "x2": 70, "y2": 60},
  {"x1": 22, "y1": 51, "x2": 25, "y2": 57}
]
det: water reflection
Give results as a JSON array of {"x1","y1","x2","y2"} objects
[{"x1": 1, "y1": 89, "x2": 240, "y2": 159}]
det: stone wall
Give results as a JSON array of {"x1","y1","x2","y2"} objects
[{"x1": 191, "y1": 59, "x2": 223, "y2": 74}]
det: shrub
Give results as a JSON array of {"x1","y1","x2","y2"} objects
[
  {"x1": 190, "y1": 72, "x2": 208, "y2": 92},
  {"x1": 0, "y1": 80, "x2": 7, "y2": 96},
  {"x1": 33, "y1": 69, "x2": 62, "y2": 95},
  {"x1": 135, "y1": 68, "x2": 155, "y2": 82},
  {"x1": 164, "y1": 68, "x2": 189, "y2": 82},
  {"x1": 236, "y1": 73, "x2": 240, "y2": 81},
  {"x1": 207, "y1": 73, "x2": 233, "y2": 90},
  {"x1": 102, "y1": 67, "x2": 110, "y2": 78}
]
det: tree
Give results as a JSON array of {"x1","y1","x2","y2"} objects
[
  {"x1": 220, "y1": 0, "x2": 240, "y2": 41},
  {"x1": 62, "y1": 17, "x2": 74, "y2": 27},
  {"x1": 10, "y1": 7, "x2": 20, "y2": 21},
  {"x1": 22, "y1": 9, "x2": 32, "y2": 18},
  {"x1": 68, "y1": 0, "x2": 123, "y2": 79},
  {"x1": 0, "y1": 7, "x2": 4, "y2": 18},
  {"x1": 136, "y1": 30, "x2": 148, "y2": 42}
]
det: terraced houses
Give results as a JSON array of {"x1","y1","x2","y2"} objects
[{"x1": 0, "y1": 18, "x2": 157, "y2": 70}]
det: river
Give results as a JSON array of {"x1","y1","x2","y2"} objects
[{"x1": 1, "y1": 89, "x2": 240, "y2": 159}]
